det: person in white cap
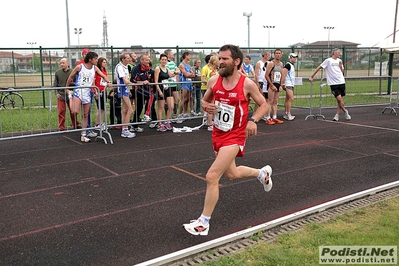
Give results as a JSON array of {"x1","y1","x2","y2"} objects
[
  {"x1": 281, "y1": 53, "x2": 298, "y2": 120},
  {"x1": 309, "y1": 48, "x2": 351, "y2": 121}
]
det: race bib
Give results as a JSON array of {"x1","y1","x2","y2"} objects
[
  {"x1": 214, "y1": 100, "x2": 235, "y2": 132},
  {"x1": 161, "y1": 79, "x2": 170, "y2": 89},
  {"x1": 100, "y1": 78, "x2": 107, "y2": 86},
  {"x1": 273, "y1": 72, "x2": 281, "y2": 83}
]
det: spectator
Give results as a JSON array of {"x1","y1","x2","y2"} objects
[
  {"x1": 115, "y1": 53, "x2": 136, "y2": 138},
  {"x1": 94, "y1": 57, "x2": 108, "y2": 127},
  {"x1": 67, "y1": 52, "x2": 111, "y2": 142},
  {"x1": 281, "y1": 53, "x2": 298, "y2": 120},
  {"x1": 154, "y1": 53, "x2": 176, "y2": 131},
  {"x1": 130, "y1": 54, "x2": 153, "y2": 133},
  {"x1": 191, "y1": 59, "x2": 202, "y2": 116},
  {"x1": 265, "y1": 49, "x2": 284, "y2": 125},
  {"x1": 309, "y1": 48, "x2": 351, "y2": 121},
  {"x1": 54, "y1": 58, "x2": 81, "y2": 131}
]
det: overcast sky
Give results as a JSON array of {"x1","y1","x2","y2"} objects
[{"x1": 1, "y1": 0, "x2": 398, "y2": 50}]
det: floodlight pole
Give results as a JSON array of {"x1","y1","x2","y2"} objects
[
  {"x1": 243, "y1": 12, "x2": 252, "y2": 53},
  {"x1": 263, "y1": 25, "x2": 275, "y2": 48}
]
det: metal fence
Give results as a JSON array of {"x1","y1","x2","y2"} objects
[
  {"x1": 1, "y1": 76, "x2": 398, "y2": 143},
  {"x1": 1, "y1": 45, "x2": 399, "y2": 90}
]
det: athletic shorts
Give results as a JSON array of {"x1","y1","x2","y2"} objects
[
  {"x1": 330, "y1": 84, "x2": 346, "y2": 98},
  {"x1": 73, "y1": 87, "x2": 91, "y2": 104},
  {"x1": 158, "y1": 88, "x2": 172, "y2": 100},
  {"x1": 95, "y1": 91, "x2": 107, "y2": 110},
  {"x1": 212, "y1": 139, "x2": 246, "y2": 157},
  {"x1": 285, "y1": 86, "x2": 294, "y2": 91},
  {"x1": 181, "y1": 83, "x2": 193, "y2": 92},
  {"x1": 118, "y1": 86, "x2": 130, "y2": 98},
  {"x1": 263, "y1": 92, "x2": 268, "y2": 100},
  {"x1": 171, "y1": 86, "x2": 178, "y2": 92}
]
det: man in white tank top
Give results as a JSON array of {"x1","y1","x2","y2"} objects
[
  {"x1": 254, "y1": 51, "x2": 270, "y2": 117},
  {"x1": 281, "y1": 53, "x2": 298, "y2": 120}
]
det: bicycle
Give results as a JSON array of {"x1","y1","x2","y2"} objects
[{"x1": 0, "y1": 87, "x2": 24, "y2": 109}]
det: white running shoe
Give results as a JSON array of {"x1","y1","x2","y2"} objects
[
  {"x1": 121, "y1": 130, "x2": 136, "y2": 138},
  {"x1": 149, "y1": 122, "x2": 157, "y2": 129},
  {"x1": 80, "y1": 134, "x2": 90, "y2": 143},
  {"x1": 207, "y1": 125, "x2": 213, "y2": 132},
  {"x1": 142, "y1": 114, "x2": 152, "y2": 122},
  {"x1": 190, "y1": 110, "x2": 197, "y2": 116},
  {"x1": 259, "y1": 165, "x2": 273, "y2": 192},
  {"x1": 344, "y1": 110, "x2": 351, "y2": 120},
  {"x1": 86, "y1": 130, "x2": 98, "y2": 137},
  {"x1": 333, "y1": 114, "x2": 339, "y2": 121},
  {"x1": 183, "y1": 219, "x2": 210, "y2": 236}
]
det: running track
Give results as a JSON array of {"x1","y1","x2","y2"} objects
[{"x1": 1, "y1": 106, "x2": 399, "y2": 265}]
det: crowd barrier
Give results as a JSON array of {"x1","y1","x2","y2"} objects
[
  {"x1": 1, "y1": 77, "x2": 397, "y2": 142},
  {"x1": 300, "y1": 76, "x2": 398, "y2": 120},
  {"x1": 0, "y1": 80, "x2": 205, "y2": 144}
]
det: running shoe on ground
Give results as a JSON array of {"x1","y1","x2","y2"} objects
[
  {"x1": 131, "y1": 127, "x2": 144, "y2": 133},
  {"x1": 261, "y1": 115, "x2": 268, "y2": 121},
  {"x1": 207, "y1": 125, "x2": 213, "y2": 132},
  {"x1": 142, "y1": 114, "x2": 152, "y2": 122},
  {"x1": 283, "y1": 114, "x2": 295, "y2": 121},
  {"x1": 190, "y1": 110, "x2": 197, "y2": 116},
  {"x1": 157, "y1": 124, "x2": 167, "y2": 132},
  {"x1": 266, "y1": 118, "x2": 276, "y2": 125},
  {"x1": 121, "y1": 130, "x2": 136, "y2": 138},
  {"x1": 149, "y1": 122, "x2": 157, "y2": 129},
  {"x1": 80, "y1": 134, "x2": 90, "y2": 143},
  {"x1": 183, "y1": 219, "x2": 210, "y2": 236},
  {"x1": 333, "y1": 114, "x2": 339, "y2": 121},
  {"x1": 273, "y1": 118, "x2": 284, "y2": 124},
  {"x1": 165, "y1": 122, "x2": 173, "y2": 131},
  {"x1": 344, "y1": 110, "x2": 351, "y2": 120},
  {"x1": 259, "y1": 165, "x2": 273, "y2": 192},
  {"x1": 86, "y1": 130, "x2": 98, "y2": 137}
]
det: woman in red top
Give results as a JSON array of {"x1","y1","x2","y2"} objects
[{"x1": 94, "y1": 57, "x2": 108, "y2": 127}]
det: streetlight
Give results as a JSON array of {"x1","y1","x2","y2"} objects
[
  {"x1": 74, "y1": 27, "x2": 82, "y2": 46},
  {"x1": 243, "y1": 12, "x2": 252, "y2": 53},
  {"x1": 27, "y1": 41, "x2": 36, "y2": 71},
  {"x1": 263, "y1": 26, "x2": 275, "y2": 48},
  {"x1": 324, "y1": 26, "x2": 334, "y2": 53}
]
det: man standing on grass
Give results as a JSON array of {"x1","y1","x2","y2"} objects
[{"x1": 309, "y1": 48, "x2": 351, "y2": 121}]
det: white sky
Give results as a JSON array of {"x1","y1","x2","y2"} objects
[{"x1": 1, "y1": 0, "x2": 398, "y2": 50}]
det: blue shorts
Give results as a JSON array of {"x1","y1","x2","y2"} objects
[
  {"x1": 181, "y1": 83, "x2": 193, "y2": 92},
  {"x1": 118, "y1": 85, "x2": 130, "y2": 98}
]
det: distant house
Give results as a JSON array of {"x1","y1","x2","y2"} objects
[{"x1": 302, "y1": 40, "x2": 360, "y2": 65}]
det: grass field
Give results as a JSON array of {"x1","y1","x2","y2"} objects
[{"x1": 204, "y1": 197, "x2": 399, "y2": 266}]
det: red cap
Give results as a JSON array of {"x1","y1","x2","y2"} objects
[{"x1": 81, "y1": 48, "x2": 90, "y2": 56}]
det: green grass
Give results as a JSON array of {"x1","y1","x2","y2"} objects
[{"x1": 203, "y1": 197, "x2": 399, "y2": 266}]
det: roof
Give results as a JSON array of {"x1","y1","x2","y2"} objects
[{"x1": 305, "y1": 40, "x2": 360, "y2": 47}]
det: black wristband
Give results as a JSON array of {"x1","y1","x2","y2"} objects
[{"x1": 248, "y1": 117, "x2": 258, "y2": 124}]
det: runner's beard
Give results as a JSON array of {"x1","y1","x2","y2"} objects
[{"x1": 219, "y1": 63, "x2": 234, "y2": 77}]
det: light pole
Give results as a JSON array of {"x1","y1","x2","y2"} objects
[
  {"x1": 243, "y1": 12, "x2": 252, "y2": 53},
  {"x1": 74, "y1": 27, "x2": 82, "y2": 46},
  {"x1": 324, "y1": 26, "x2": 334, "y2": 53},
  {"x1": 27, "y1": 41, "x2": 36, "y2": 70},
  {"x1": 263, "y1": 25, "x2": 275, "y2": 48}
]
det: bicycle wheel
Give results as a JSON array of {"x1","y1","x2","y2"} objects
[{"x1": 1, "y1": 92, "x2": 24, "y2": 109}]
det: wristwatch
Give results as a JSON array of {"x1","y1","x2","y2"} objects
[{"x1": 248, "y1": 117, "x2": 258, "y2": 124}]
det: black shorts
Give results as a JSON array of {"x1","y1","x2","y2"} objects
[
  {"x1": 129, "y1": 89, "x2": 135, "y2": 99},
  {"x1": 171, "y1": 86, "x2": 178, "y2": 92},
  {"x1": 158, "y1": 88, "x2": 172, "y2": 100},
  {"x1": 263, "y1": 92, "x2": 268, "y2": 100},
  {"x1": 330, "y1": 84, "x2": 346, "y2": 98},
  {"x1": 95, "y1": 91, "x2": 107, "y2": 110}
]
